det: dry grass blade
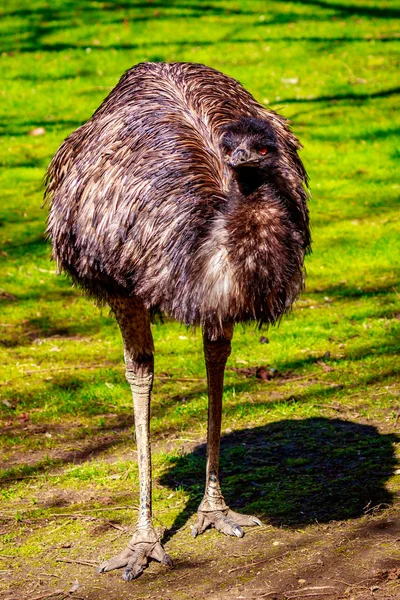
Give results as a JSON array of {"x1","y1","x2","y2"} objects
[
  {"x1": 286, "y1": 586, "x2": 337, "y2": 598},
  {"x1": 228, "y1": 551, "x2": 290, "y2": 573},
  {"x1": 28, "y1": 590, "x2": 64, "y2": 600},
  {"x1": 55, "y1": 558, "x2": 97, "y2": 567}
]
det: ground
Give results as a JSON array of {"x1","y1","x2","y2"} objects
[
  {"x1": 1, "y1": 412, "x2": 400, "y2": 599},
  {"x1": 0, "y1": 1, "x2": 400, "y2": 599}
]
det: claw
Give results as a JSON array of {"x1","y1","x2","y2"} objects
[
  {"x1": 226, "y1": 509, "x2": 262, "y2": 528},
  {"x1": 98, "y1": 548, "x2": 131, "y2": 573},
  {"x1": 161, "y1": 553, "x2": 173, "y2": 567},
  {"x1": 150, "y1": 541, "x2": 173, "y2": 567},
  {"x1": 232, "y1": 524, "x2": 244, "y2": 538},
  {"x1": 192, "y1": 511, "x2": 210, "y2": 538},
  {"x1": 123, "y1": 567, "x2": 137, "y2": 581}
]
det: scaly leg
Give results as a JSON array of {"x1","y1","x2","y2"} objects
[
  {"x1": 192, "y1": 323, "x2": 262, "y2": 538},
  {"x1": 98, "y1": 297, "x2": 172, "y2": 581}
]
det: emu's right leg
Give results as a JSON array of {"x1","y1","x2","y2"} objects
[{"x1": 98, "y1": 297, "x2": 172, "y2": 581}]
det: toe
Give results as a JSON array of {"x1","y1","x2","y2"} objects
[
  {"x1": 192, "y1": 512, "x2": 211, "y2": 537},
  {"x1": 123, "y1": 567, "x2": 135, "y2": 581},
  {"x1": 231, "y1": 523, "x2": 244, "y2": 538},
  {"x1": 98, "y1": 558, "x2": 125, "y2": 573},
  {"x1": 98, "y1": 549, "x2": 131, "y2": 573},
  {"x1": 123, "y1": 563, "x2": 144, "y2": 581},
  {"x1": 123, "y1": 546, "x2": 149, "y2": 580},
  {"x1": 162, "y1": 552, "x2": 174, "y2": 567},
  {"x1": 150, "y1": 541, "x2": 173, "y2": 567},
  {"x1": 226, "y1": 509, "x2": 262, "y2": 528},
  {"x1": 191, "y1": 525, "x2": 198, "y2": 538},
  {"x1": 214, "y1": 516, "x2": 244, "y2": 538},
  {"x1": 98, "y1": 563, "x2": 108, "y2": 574}
]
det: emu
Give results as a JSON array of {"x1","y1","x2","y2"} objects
[{"x1": 45, "y1": 62, "x2": 310, "y2": 581}]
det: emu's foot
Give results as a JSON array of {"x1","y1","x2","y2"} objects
[
  {"x1": 98, "y1": 528, "x2": 173, "y2": 581},
  {"x1": 192, "y1": 508, "x2": 262, "y2": 539}
]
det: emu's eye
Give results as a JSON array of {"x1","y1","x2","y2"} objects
[
  {"x1": 225, "y1": 149, "x2": 232, "y2": 156},
  {"x1": 259, "y1": 148, "x2": 268, "y2": 156}
]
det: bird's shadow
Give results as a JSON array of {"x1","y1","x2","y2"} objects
[{"x1": 159, "y1": 417, "x2": 398, "y2": 543}]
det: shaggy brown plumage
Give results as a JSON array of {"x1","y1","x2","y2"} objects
[
  {"x1": 45, "y1": 62, "x2": 310, "y2": 338},
  {"x1": 45, "y1": 62, "x2": 311, "y2": 582}
]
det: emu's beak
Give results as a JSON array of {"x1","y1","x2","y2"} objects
[{"x1": 228, "y1": 147, "x2": 251, "y2": 167}]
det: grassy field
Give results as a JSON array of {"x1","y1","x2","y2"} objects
[{"x1": 0, "y1": 1, "x2": 400, "y2": 599}]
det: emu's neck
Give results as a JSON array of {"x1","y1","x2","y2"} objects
[{"x1": 233, "y1": 166, "x2": 269, "y2": 196}]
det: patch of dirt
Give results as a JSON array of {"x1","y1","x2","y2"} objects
[
  {"x1": 1, "y1": 420, "x2": 399, "y2": 599},
  {"x1": 0, "y1": 315, "x2": 100, "y2": 348},
  {"x1": 227, "y1": 365, "x2": 282, "y2": 379},
  {"x1": 38, "y1": 490, "x2": 79, "y2": 508},
  {"x1": 0, "y1": 431, "x2": 131, "y2": 474},
  {"x1": 1, "y1": 508, "x2": 400, "y2": 599}
]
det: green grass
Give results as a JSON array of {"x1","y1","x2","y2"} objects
[{"x1": 0, "y1": 0, "x2": 400, "y2": 597}]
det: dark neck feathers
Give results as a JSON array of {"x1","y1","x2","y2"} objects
[{"x1": 233, "y1": 166, "x2": 269, "y2": 196}]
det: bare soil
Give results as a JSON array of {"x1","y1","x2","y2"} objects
[
  {"x1": 1, "y1": 423, "x2": 399, "y2": 600},
  {"x1": 2, "y1": 510, "x2": 400, "y2": 600}
]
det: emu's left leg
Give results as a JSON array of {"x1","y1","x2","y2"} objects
[{"x1": 192, "y1": 323, "x2": 262, "y2": 538}]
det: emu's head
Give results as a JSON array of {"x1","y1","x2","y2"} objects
[{"x1": 221, "y1": 117, "x2": 278, "y2": 169}]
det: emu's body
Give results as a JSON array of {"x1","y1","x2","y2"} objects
[{"x1": 45, "y1": 62, "x2": 310, "y2": 580}]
